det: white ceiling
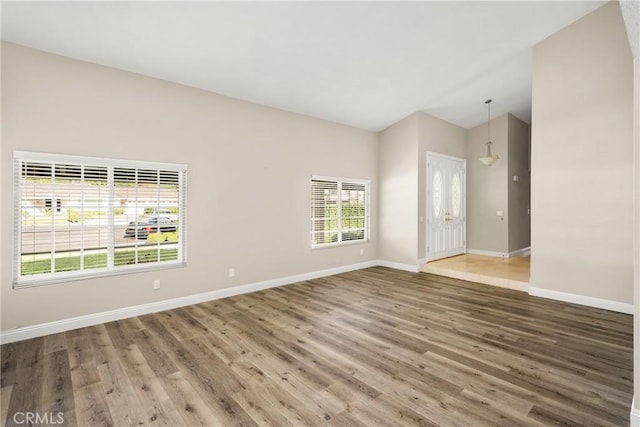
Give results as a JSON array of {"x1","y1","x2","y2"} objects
[{"x1": 1, "y1": 1, "x2": 606, "y2": 131}]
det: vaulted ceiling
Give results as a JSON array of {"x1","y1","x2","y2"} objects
[{"x1": 1, "y1": 1, "x2": 606, "y2": 131}]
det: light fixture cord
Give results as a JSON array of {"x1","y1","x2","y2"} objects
[
  {"x1": 487, "y1": 101, "x2": 491, "y2": 144},
  {"x1": 485, "y1": 99, "x2": 493, "y2": 156}
]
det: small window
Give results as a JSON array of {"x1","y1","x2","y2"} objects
[
  {"x1": 14, "y1": 151, "x2": 187, "y2": 287},
  {"x1": 311, "y1": 176, "x2": 369, "y2": 247}
]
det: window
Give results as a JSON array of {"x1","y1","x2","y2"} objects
[
  {"x1": 311, "y1": 176, "x2": 369, "y2": 247},
  {"x1": 14, "y1": 151, "x2": 187, "y2": 287}
]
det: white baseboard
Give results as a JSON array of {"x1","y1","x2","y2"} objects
[
  {"x1": 466, "y1": 249, "x2": 508, "y2": 258},
  {"x1": 467, "y1": 247, "x2": 530, "y2": 258},
  {"x1": 631, "y1": 396, "x2": 640, "y2": 427},
  {"x1": 376, "y1": 260, "x2": 420, "y2": 273},
  {"x1": 509, "y1": 247, "x2": 531, "y2": 257},
  {"x1": 529, "y1": 287, "x2": 634, "y2": 314},
  {"x1": 9, "y1": 258, "x2": 630, "y2": 344},
  {"x1": 0, "y1": 260, "x2": 378, "y2": 344}
]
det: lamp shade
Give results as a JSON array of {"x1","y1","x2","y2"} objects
[
  {"x1": 479, "y1": 99, "x2": 499, "y2": 166},
  {"x1": 479, "y1": 154, "x2": 499, "y2": 166}
]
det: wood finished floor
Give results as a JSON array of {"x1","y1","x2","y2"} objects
[
  {"x1": 0, "y1": 267, "x2": 633, "y2": 426},
  {"x1": 422, "y1": 254, "x2": 531, "y2": 292}
]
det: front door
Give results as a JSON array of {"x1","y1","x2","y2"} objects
[{"x1": 427, "y1": 153, "x2": 466, "y2": 261}]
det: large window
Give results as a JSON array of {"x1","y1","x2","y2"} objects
[
  {"x1": 311, "y1": 176, "x2": 369, "y2": 247},
  {"x1": 14, "y1": 151, "x2": 187, "y2": 287}
]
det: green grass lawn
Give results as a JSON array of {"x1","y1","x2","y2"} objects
[
  {"x1": 147, "y1": 231, "x2": 178, "y2": 243},
  {"x1": 21, "y1": 247, "x2": 178, "y2": 275}
]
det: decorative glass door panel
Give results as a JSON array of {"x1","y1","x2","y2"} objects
[{"x1": 427, "y1": 153, "x2": 466, "y2": 262}]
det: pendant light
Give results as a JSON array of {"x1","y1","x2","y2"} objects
[{"x1": 479, "y1": 99, "x2": 499, "y2": 166}]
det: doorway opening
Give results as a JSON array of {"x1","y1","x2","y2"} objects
[{"x1": 424, "y1": 151, "x2": 530, "y2": 291}]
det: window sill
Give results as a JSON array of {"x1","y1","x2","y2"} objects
[
  {"x1": 312, "y1": 239, "x2": 370, "y2": 250},
  {"x1": 13, "y1": 261, "x2": 187, "y2": 289}
]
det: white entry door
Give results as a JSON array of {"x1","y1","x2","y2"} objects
[{"x1": 427, "y1": 153, "x2": 466, "y2": 262}]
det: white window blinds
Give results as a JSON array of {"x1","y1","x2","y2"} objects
[
  {"x1": 14, "y1": 151, "x2": 187, "y2": 287},
  {"x1": 311, "y1": 177, "x2": 369, "y2": 247}
]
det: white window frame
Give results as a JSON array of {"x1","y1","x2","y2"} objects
[
  {"x1": 13, "y1": 151, "x2": 187, "y2": 288},
  {"x1": 311, "y1": 175, "x2": 370, "y2": 248}
]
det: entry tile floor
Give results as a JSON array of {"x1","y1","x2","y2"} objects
[{"x1": 421, "y1": 253, "x2": 530, "y2": 292}]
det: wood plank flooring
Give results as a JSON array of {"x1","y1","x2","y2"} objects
[{"x1": 0, "y1": 267, "x2": 633, "y2": 426}]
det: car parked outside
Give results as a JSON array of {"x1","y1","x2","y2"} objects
[
  {"x1": 146, "y1": 208, "x2": 178, "y2": 222},
  {"x1": 124, "y1": 216, "x2": 177, "y2": 239}
]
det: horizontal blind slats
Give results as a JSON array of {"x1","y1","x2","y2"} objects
[
  {"x1": 15, "y1": 153, "x2": 187, "y2": 287},
  {"x1": 311, "y1": 177, "x2": 368, "y2": 246}
]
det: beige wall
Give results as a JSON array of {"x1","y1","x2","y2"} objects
[
  {"x1": 378, "y1": 113, "x2": 419, "y2": 266},
  {"x1": 466, "y1": 114, "x2": 509, "y2": 254},
  {"x1": 603, "y1": 2, "x2": 639, "y2": 414},
  {"x1": 1, "y1": 42, "x2": 379, "y2": 330},
  {"x1": 466, "y1": 113, "x2": 530, "y2": 255},
  {"x1": 417, "y1": 112, "x2": 467, "y2": 261},
  {"x1": 507, "y1": 114, "x2": 531, "y2": 253},
  {"x1": 531, "y1": 2, "x2": 633, "y2": 303},
  {"x1": 377, "y1": 111, "x2": 466, "y2": 267}
]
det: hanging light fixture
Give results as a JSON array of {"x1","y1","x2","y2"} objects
[{"x1": 479, "y1": 99, "x2": 499, "y2": 166}]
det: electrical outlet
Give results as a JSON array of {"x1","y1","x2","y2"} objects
[
  {"x1": 153, "y1": 279, "x2": 160, "y2": 290},
  {"x1": 229, "y1": 268, "x2": 235, "y2": 277},
  {"x1": 359, "y1": 248, "x2": 364, "y2": 256}
]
